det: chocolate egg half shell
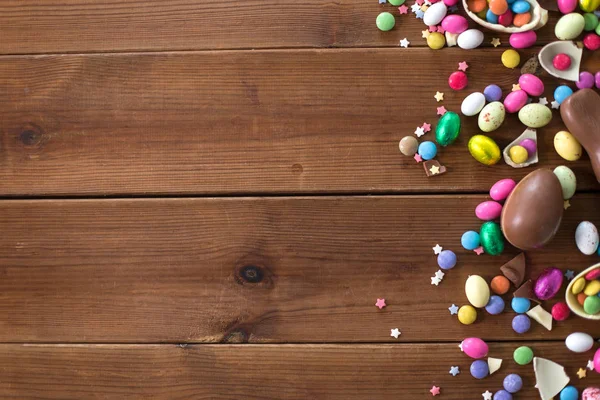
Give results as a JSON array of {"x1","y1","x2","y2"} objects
[
  {"x1": 534, "y1": 267, "x2": 564, "y2": 300},
  {"x1": 500, "y1": 169, "x2": 564, "y2": 250}
]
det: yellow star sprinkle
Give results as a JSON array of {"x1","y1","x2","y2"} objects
[
  {"x1": 434, "y1": 91, "x2": 444, "y2": 102},
  {"x1": 422, "y1": 30, "x2": 431, "y2": 39},
  {"x1": 421, "y1": 4, "x2": 429, "y2": 11},
  {"x1": 577, "y1": 368, "x2": 587, "y2": 379},
  {"x1": 491, "y1": 38, "x2": 501, "y2": 47},
  {"x1": 429, "y1": 165, "x2": 440, "y2": 175},
  {"x1": 564, "y1": 200, "x2": 571, "y2": 210},
  {"x1": 512, "y1": 84, "x2": 521, "y2": 92}
]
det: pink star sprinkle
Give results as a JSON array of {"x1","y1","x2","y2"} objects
[
  {"x1": 430, "y1": 386, "x2": 440, "y2": 396},
  {"x1": 414, "y1": 154, "x2": 423, "y2": 163},
  {"x1": 416, "y1": 0, "x2": 424, "y2": 5},
  {"x1": 458, "y1": 61, "x2": 469, "y2": 72},
  {"x1": 398, "y1": 5, "x2": 409, "y2": 13},
  {"x1": 436, "y1": 106, "x2": 447, "y2": 116},
  {"x1": 436, "y1": 26, "x2": 445, "y2": 34},
  {"x1": 375, "y1": 298, "x2": 386, "y2": 309},
  {"x1": 422, "y1": 122, "x2": 431, "y2": 132},
  {"x1": 429, "y1": 25, "x2": 437, "y2": 32},
  {"x1": 474, "y1": 246, "x2": 484, "y2": 255}
]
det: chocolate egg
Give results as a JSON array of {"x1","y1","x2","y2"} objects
[
  {"x1": 501, "y1": 169, "x2": 564, "y2": 250},
  {"x1": 534, "y1": 267, "x2": 564, "y2": 300}
]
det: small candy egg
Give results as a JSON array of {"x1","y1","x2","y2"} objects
[
  {"x1": 427, "y1": 32, "x2": 446, "y2": 49},
  {"x1": 490, "y1": 0, "x2": 509, "y2": 15},
  {"x1": 491, "y1": 275, "x2": 510, "y2": 295},
  {"x1": 470, "y1": 360, "x2": 489, "y2": 379},
  {"x1": 503, "y1": 374, "x2": 523, "y2": 394},
  {"x1": 418, "y1": 141, "x2": 438, "y2": 160},
  {"x1": 596, "y1": 72, "x2": 600, "y2": 89},
  {"x1": 468, "y1": 0, "x2": 488, "y2": 12},
  {"x1": 551, "y1": 302, "x2": 570, "y2": 321},
  {"x1": 485, "y1": 295, "x2": 505, "y2": 315},
  {"x1": 493, "y1": 390, "x2": 513, "y2": 400},
  {"x1": 553, "y1": 165, "x2": 577, "y2": 200},
  {"x1": 437, "y1": 250, "x2": 457, "y2": 270},
  {"x1": 441, "y1": 14, "x2": 469, "y2": 33},
  {"x1": 557, "y1": 0, "x2": 578, "y2": 13},
  {"x1": 484, "y1": 84, "x2": 502, "y2": 102},
  {"x1": 399, "y1": 136, "x2": 419, "y2": 156},
  {"x1": 424, "y1": 1, "x2": 448, "y2": 26},
  {"x1": 553, "y1": 53, "x2": 572, "y2": 70},
  {"x1": 457, "y1": 29, "x2": 484, "y2": 49},
  {"x1": 501, "y1": 49, "x2": 521, "y2": 69},
  {"x1": 554, "y1": 85, "x2": 573, "y2": 105},
  {"x1": 583, "y1": 387, "x2": 600, "y2": 400},
  {"x1": 512, "y1": 314, "x2": 531, "y2": 334},
  {"x1": 572, "y1": 277, "x2": 586, "y2": 294},
  {"x1": 513, "y1": 12, "x2": 531, "y2": 26},
  {"x1": 486, "y1": 9, "x2": 500, "y2": 23},
  {"x1": 518, "y1": 74, "x2": 544, "y2": 96},
  {"x1": 388, "y1": 0, "x2": 405, "y2": 4},
  {"x1": 478, "y1": 102, "x2": 506, "y2": 132},
  {"x1": 583, "y1": 13, "x2": 599, "y2": 31},
  {"x1": 449, "y1": 71, "x2": 468, "y2": 90},
  {"x1": 468, "y1": 135, "x2": 501, "y2": 165},
  {"x1": 443, "y1": 0, "x2": 460, "y2": 5},
  {"x1": 436, "y1": 111, "x2": 461, "y2": 146},
  {"x1": 595, "y1": 348, "x2": 600, "y2": 372},
  {"x1": 584, "y1": 296, "x2": 600, "y2": 314},
  {"x1": 575, "y1": 221, "x2": 600, "y2": 255},
  {"x1": 490, "y1": 178, "x2": 516, "y2": 201},
  {"x1": 555, "y1": 13, "x2": 585, "y2": 40},
  {"x1": 513, "y1": 346, "x2": 533, "y2": 365},
  {"x1": 534, "y1": 267, "x2": 564, "y2": 300},
  {"x1": 585, "y1": 269, "x2": 600, "y2": 280},
  {"x1": 465, "y1": 275, "x2": 491, "y2": 308},
  {"x1": 458, "y1": 305, "x2": 478, "y2": 324},
  {"x1": 577, "y1": 71, "x2": 596, "y2": 90},
  {"x1": 565, "y1": 332, "x2": 594, "y2": 353},
  {"x1": 503, "y1": 90, "x2": 528, "y2": 113},
  {"x1": 518, "y1": 103, "x2": 552, "y2": 128},
  {"x1": 509, "y1": 30, "x2": 536, "y2": 48},
  {"x1": 376, "y1": 12, "x2": 396, "y2": 31},
  {"x1": 559, "y1": 386, "x2": 578, "y2": 400},
  {"x1": 475, "y1": 201, "x2": 503, "y2": 221},
  {"x1": 511, "y1": 297, "x2": 530, "y2": 313},
  {"x1": 519, "y1": 139, "x2": 537, "y2": 157},
  {"x1": 462, "y1": 337, "x2": 489, "y2": 359},
  {"x1": 579, "y1": 0, "x2": 600, "y2": 12},
  {"x1": 554, "y1": 131, "x2": 582, "y2": 161},
  {"x1": 509, "y1": 145, "x2": 528, "y2": 164},
  {"x1": 498, "y1": 9, "x2": 514, "y2": 26},
  {"x1": 461, "y1": 231, "x2": 481, "y2": 250},
  {"x1": 584, "y1": 280, "x2": 600, "y2": 296},
  {"x1": 461, "y1": 92, "x2": 486, "y2": 117},
  {"x1": 510, "y1": 0, "x2": 530, "y2": 12},
  {"x1": 480, "y1": 221, "x2": 504, "y2": 256},
  {"x1": 577, "y1": 292, "x2": 587, "y2": 306},
  {"x1": 583, "y1": 33, "x2": 600, "y2": 51}
]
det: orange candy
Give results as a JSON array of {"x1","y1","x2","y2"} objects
[
  {"x1": 513, "y1": 12, "x2": 532, "y2": 27},
  {"x1": 577, "y1": 292, "x2": 587, "y2": 306},
  {"x1": 491, "y1": 275, "x2": 511, "y2": 295},
  {"x1": 489, "y1": 0, "x2": 509, "y2": 15},
  {"x1": 468, "y1": 0, "x2": 488, "y2": 12}
]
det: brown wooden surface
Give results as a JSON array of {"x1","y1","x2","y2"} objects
[
  {"x1": 0, "y1": 343, "x2": 598, "y2": 399},
  {"x1": 0, "y1": 1, "x2": 578, "y2": 54},
  {"x1": 1, "y1": 49, "x2": 598, "y2": 196},
  {"x1": 0, "y1": 195, "x2": 598, "y2": 343}
]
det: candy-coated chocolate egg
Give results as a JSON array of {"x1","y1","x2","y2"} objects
[
  {"x1": 577, "y1": 292, "x2": 587, "y2": 305},
  {"x1": 441, "y1": 14, "x2": 468, "y2": 33},
  {"x1": 584, "y1": 296, "x2": 600, "y2": 314},
  {"x1": 458, "y1": 29, "x2": 484, "y2": 49},
  {"x1": 468, "y1": 0, "x2": 488, "y2": 12},
  {"x1": 575, "y1": 221, "x2": 599, "y2": 255},
  {"x1": 509, "y1": 31, "x2": 536, "y2": 48},
  {"x1": 478, "y1": 102, "x2": 506, "y2": 132},
  {"x1": 490, "y1": 178, "x2": 516, "y2": 201},
  {"x1": 534, "y1": 267, "x2": 564, "y2": 300},
  {"x1": 458, "y1": 305, "x2": 478, "y2": 324},
  {"x1": 490, "y1": 0, "x2": 509, "y2": 15},
  {"x1": 582, "y1": 387, "x2": 600, "y2": 400},
  {"x1": 480, "y1": 221, "x2": 504, "y2": 255},
  {"x1": 501, "y1": 169, "x2": 564, "y2": 250},
  {"x1": 427, "y1": 32, "x2": 446, "y2": 49},
  {"x1": 557, "y1": 0, "x2": 578, "y2": 13},
  {"x1": 553, "y1": 53, "x2": 572, "y2": 70},
  {"x1": 462, "y1": 337, "x2": 489, "y2": 359},
  {"x1": 486, "y1": 9, "x2": 500, "y2": 23},
  {"x1": 572, "y1": 277, "x2": 586, "y2": 294},
  {"x1": 555, "y1": 13, "x2": 585, "y2": 40},
  {"x1": 461, "y1": 92, "x2": 486, "y2": 117},
  {"x1": 518, "y1": 103, "x2": 552, "y2": 128},
  {"x1": 583, "y1": 33, "x2": 600, "y2": 51},
  {"x1": 565, "y1": 332, "x2": 594, "y2": 353},
  {"x1": 552, "y1": 302, "x2": 570, "y2": 321},
  {"x1": 594, "y1": 348, "x2": 600, "y2": 372},
  {"x1": 399, "y1": 136, "x2": 419, "y2": 156},
  {"x1": 509, "y1": 145, "x2": 528, "y2": 163},
  {"x1": 476, "y1": 201, "x2": 503, "y2": 221},
  {"x1": 585, "y1": 269, "x2": 600, "y2": 280},
  {"x1": 584, "y1": 280, "x2": 600, "y2": 296},
  {"x1": 469, "y1": 135, "x2": 501, "y2": 165},
  {"x1": 424, "y1": 1, "x2": 448, "y2": 26},
  {"x1": 485, "y1": 295, "x2": 505, "y2": 315},
  {"x1": 465, "y1": 275, "x2": 491, "y2": 308},
  {"x1": 554, "y1": 131, "x2": 582, "y2": 161},
  {"x1": 444, "y1": 0, "x2": 460, "y2": 5},
  {"x1": 499, "y1": 9, "x2": 514, "y2": 26},
  {"x1": 462, "y1": 231, "x2": 481, "y2": 250},
  {"x1": 436, "y1": 111, "x2": 461, "y2": 146},
  {"x1": 518, "y1": 74, "x2": 544, "y2": 96},
  {"x1": 553, "y1": 166, "x2": 577, "y2": 199},
  {"x1": 579, "y1": 0, "x2": 600, "y2": 13},
  {"x1": 504, "y1": 90, "x2": 528, "y2": 113},
  {"x1": 519, "y1": 139, "x2": 537, "y2": 157}
]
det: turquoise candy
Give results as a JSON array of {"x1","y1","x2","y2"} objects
[
  {"x1": 480, "y1": 221, "x2": 505, "y2": 256},
  {"x1": 435, "y1": 111, "x2": 461, "y2": 146}
]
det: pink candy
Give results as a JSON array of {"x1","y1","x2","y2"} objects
[
  {"x1": 509, "y1": 31, "x2": 537, "y2": 49},
  {"x1": 443, "y1": 0, "x2": 460, "y2": 6},
  {"x1": 504, "y1": 90, "x2": 529, "y2": 113},
  {"x1": 551, "y1": 302, "x2": 570, "y2": 321},
  {"x1": 583, "y1": 387, "x2": 600, "y2": 400},
  {"x1": 490, "y1": 179, "x2": 516, "y2": 201},
  {"x1": 448, "y1": 71, "x2": 468, "y2": 90},
  {"x1": 462, "y1": 337, "x2": 489, "y2": 359},
  {"x1": 498, "y1": 10, "x2": 513, "y2": 26},
  {"x1": 553, "y1": 53, "x2": 571, "y2": 70},
  {"x1": 519, "y1": 74, "x2": 545, "y2": 96},
  {"x1": 557, "y1": 0, "x2": 578, "y2": 13},
  {"x1": 475, "y1": 201, "x2": 503, "y2": 221},
  {"x1": 595, "y1": 348, "x2": 600, "y2": 373},
  {"x1": 583, "y1": 33, "x2": 600, "y2": 51},
  {"x1": 585, "y1": 268, "x2": 600, "y2": 280},
  {"x1": 519, "y1": 139, "x2": 537, "y2": 157},
  {"x1": 441, "y1": 15, "x2": 468, "y2": 34},
  {"x1": 534, "y1": 267, "x2": 564, "y2": 300}
]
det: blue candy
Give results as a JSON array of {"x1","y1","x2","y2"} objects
[
  {"x1": 512, "y1": 314, "x2": 531, "y2": 334},
  {"x1": 485, "y1": 295, "x2": 505, "y2": 315},
  {"x1": 559, "y1": 386, "x2": 579, "y2": 400},
  {"x1": 503, "y1": 374, "x2": 523, "y2": 393},
  {"x1": 461, "y1": 231, "x2": 481, "y2": 250},
  {"x1": 493, "y1": 390, "x2": 513, "y2": 400},
  {"x1": 554, "y1": 85, "x2": 573, "y2": 105},
  {"x1": 437, "y1": 250, "x2": 457, "y2": 270},
  {"x1": 470, "y1": 360, "x2": 489, "y2": 379},
  {"x1": 484, "y1": 84, "x2": 503, "y2": 102},
  {"x1": 511, "y1": 297, "x2": 530, "y2": 313},
  {"x1": 418, "y1": 141, "x2": 437, "y2": 160},
  {"x1": 511, "y1": 0, "x2": 531, "y2": 13},
  {"x1": 486, "y1": 9, "x2": 499, "y2": 23}
]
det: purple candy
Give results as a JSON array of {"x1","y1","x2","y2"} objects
[
  {"x1": 576, "y1": 71, "x2": 595, "y2": 90},
  {"x1": 484, "y1": 84, "x2": 503, "y2": 102},
  {"x1": 470, "y1": 360, "x2": 489, "y2": 379},
  {"x1": 519, "y1": 138, "x2": 537, "y2": 157},
  {"x1": 493, "y1": 390, "x2": 513, "y2": 400},
  {"x1": 512, "y1": 314, "x2": 531, "y2": 334},
  {"x1": 437, "y1": 250, "x2": 457, "y2": 270},
  {"x1": 503, "y1": 374, "x2": 523, "y2": 393},
  {"x1": 485, "y1": 295, "x2": 505, "y2": 315},
  {"x1": 534, "y1": 267, "x2": 564, "y2": 300},
  {"x1": 595, "y1": 72, "x2": 600, "y2": 89}
]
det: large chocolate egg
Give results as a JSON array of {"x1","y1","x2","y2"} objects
[{"x1": 501, "y1": 169, "x2": 564, "y2": 250}]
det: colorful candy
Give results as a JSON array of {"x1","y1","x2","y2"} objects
[
  {"x1": 582, "y1": 387, "x2": 600, "y2": 400},
  {"x1": 512, "y1": 314, "x2": 531, "y2": 333},
  {"x1": 494, "y1": 390, "x2": 513, "y2": 400},
  {"x1": 513, "y1": 12, "x2": 531, "y2": 26},
  {"x1": 418, "y1": 141, "x2": 438, "y2": 160},
  {"x1": 441, "y1": 14, "x2": 469, "y2": 33},
  {"x1": 466, "y1": 275, "x2": 491, "y2": 308},
  {"x1": 424, "y1": 2, "x2": 448, "y2": 26},
  {"x1": 511, "y1": 297, "x2": 530, "y2": 313},
  {"x1": 478, "y1": 102, "x2": 506, "y2": 132},
  {"x1": 462, "y1": 337, "x2": 489, "y2": 359},
  {"x1": 555, "y1": 13, "x2": 585, "y2": 40},
  {"x1": 485, "y1": 295, "x2": 505, "y2": 315},
  {"x1": 436, "y1": 111, "x2": 461, "y2": 146},
  {"x1": 475, "y1": 201, "x2": 503, "y2": 221},
  {"x1": 458, "y1": 305, "x2": 478, "y2": 324},
  {"x1": 519, "y1": 139, "x2": 537, "y2": 157},
  {"x1": 554, "y1": 85, "x2": 573, "y2": 105},
  {"x1": 399, "y1": 136, "x2": 419, "y2": 156},
  {"x1": 553, "y1": 166, "x2": 577, "y2": 200},
  {"x1": 462, "y1": 231, "x2": 481, "y2": 250},
  {"x1": 490, "y1": 178, "x2": 516, "y2": 201},
  {"x1": 461, "y1": 92, "x2": 486, "y2": 117},
  {"x1": 503, "y1": 374, "x2": 523, "y2": 393},
  {"x1": 508, "y1": 145, "x2": 528, "y2": 163},
  {"x1": 457, "y1": 29, "x2": 484, "y2": 49},
  {"x1": 559, "y1": 386, "x2": 579, "y2": 400},
  {"x1": 534, "y1": 267, "x2": 564, "y2": 300},
  {"x1": 509, "y1": 31, "x2": 536, "y2": 48},
  {"x1": 470, "y1": 360, "x2": 489, "y2": 379},
  {"x1": 480, "y1": 221, "x2": 504, "y2": 255},
  {"x1": 554, "y1": 131, "x2": 582, "y2": 161},
  {"x1": 518, "y1": 74, "x2": 544, "y2": 96},
  {"x1": 513, "y1": 346, "x2": 533, "y2": 365},
  {"x1": 376, "y1": 12, "x2": 395, "y2": 31},
  {"x1": 427, "y1": 32, "x2": 446, "y2": 49},
  {"x1": 584, "y1": 295, "x2": 600, "y2": 314},
  {"x1": 518, "y1": 104, "x2": 552, "y2": 128},
  {"x1": 438, "y1": 250, "x2": 457, "y2": 270},
  {"x1": 501, "y1": 49, "x2": 521, "y2": 69},
  {"x1": 552, "y1": 302, "x2": 571, "y2": 321},
  {"x1": 490, "y1": 0, "x2": 509, "y2": 15},
  {"x1": 575, "y1": 221, "x2": 599, "y2": 255},
  {"x1": 469, "y1": 135, "x2": 501, "y2": 165},
  {"x1": 557, "y1": 0, "x2": 578, "y2": 13},
  {"x1": 553, "y1": 53, "x2": 572, "y2": 70},
  {"x1": 449, "y1": 71, "x2": 468, "y2": 90},
  {"x1": 583, "y1": 33, "x2": 600, "y2": 51},
  {"x1": 483, "y1": 85, "x2": 502, "y2": 102},
  {"x1": 504, "y1": 90, "x2": 528, "y2": 113},
  {"x1": 578, "y1": 71, "x2": 596, "y2": 89},
  {"x1": 491, "y1": 275, "x2": 510, "y2": 294},
  {"x1": 565, "y1": 332, "x2": 594, "y2": 353}
]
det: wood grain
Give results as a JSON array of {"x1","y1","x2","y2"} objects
[
  {"x1": 1, "y1": 343, "x2": 598, "y2": 399},
  {"x1": 0, "y1": 1, "x2": 579, "y2": 54},
  {"x1": 1, "y1": 49, "x2": 599, "y2": 196},
  {"x1": 0, "y1": 195, "x2": 598, "y2": 343}
]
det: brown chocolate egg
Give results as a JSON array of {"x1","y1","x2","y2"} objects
[{"x1": 501, "y1": 169, "x2": 564, "y2": 250}]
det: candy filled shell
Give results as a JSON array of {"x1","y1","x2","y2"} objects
[
  {"x1": 469, "y1": 135, "x2": 501, "y2": 165},
  {"x1": 462, "y1": 337, "x2": 489, "y2": 359},
  {"x1": 554, "y1": 131, "x2": 582, "y2": 161},
  {"x1": 553, "y1": 166, "x2": 576, "y2": 199},
  {"x1": 538, "y1": 41, "x2": 583, "y2": 82},
  {"x1": 463, "y1": 0, "x2": 548, "y2": 32},
  {"x1": 565, "y1": 264, "x2": 600, "y2": 320},
  {"x1": 503, "y1": 128, "x2": 538, "y2": 168}
]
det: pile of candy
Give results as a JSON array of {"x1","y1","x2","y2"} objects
[{"x1": 570, "y1": 268, "x2": 600, "y2": 315}]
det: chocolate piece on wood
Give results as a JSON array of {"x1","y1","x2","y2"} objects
[
  {"x1": 501, "y1": 253, "x2": 526, "y2": 287},
  {"x1": 423, "y1": 160, "x2": 447, "y2": 177}
]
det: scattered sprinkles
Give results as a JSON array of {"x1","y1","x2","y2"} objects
[
  {"x1": 588, "y1": 360, "x2": 595, "y2": 370},
  {"x1": 474, "y1": 246, "x2": 485, "y2": 255},
  {"x1": 375, "y1": 298, "x2": 387, "y2": 309},
  {"x1": 564, "y1": 200, "x2": 571, "y2": 210},
  {"x1": 414, "y1": 153, "x2": 423, "y2": 163},
  {"x1": 390, "y1": 328, "x2": 401, "y2": 338},
  {"x1": 448, "y1": 304, "x2": 459, "y2": 315},
  {"x1": 422, "y1": 29, "x2": 431, "y2": 38},
  {"x1": 431, "y1": 275, "x2": 442, "y2": 286},
  {"x1": 551, "y1": 100, "x2": 560, "y2": 109},
  {"x1": 398, "y1": 4, "x2": 409, "y2": 13},
  {"x1": 577, "y1": 368, "x2": 587, "y2": 379},
  {"x1": 415, "y1": 9, "x2": 424, "y2": 19},
  {"x1": 538, "y1": 97, "x2": 549, "y2": 106},
  {"x1": 491, "y1": 38, "x2": 501, "y2": 47},
  {"x1": 415, "y1": 126, "x2": 425, "y2": 137},
  {"x1": 432, "y1": 244, "x2": 443, "y2": 255},
  {"x1": 434, "y1": 91, "x2": 445, "y2": 102},
  {"x1": 430, "y1": 386, "x2": 440, "y2": 396},
  {"x1": 429, "y1": 25, "x2": 437, "y2": 33},
  {"x1": 429, "y1": 164, "x2": 440, "y2": 175},
  {"x1": 422, "y1": 122, "x2": 431, "y2": 132},
  {"x1": 400, "y1": 38, "x2": 410, "y2": 48},
  {"x1": 512, "y1": 84, "x2": 521, "y2": 92},
  {"x1": 565, "y1": 269, "x2": 575, "y2": 281},
  {"x1": 435, "y1": 270, "x2": 445, "y2": 280},
  {"x1": 449, "y1": 366, "x2": 460, "y2": 376},
  {"x1": 436, "y1": 26, "x2": 445, "y2": 34},
  {"x1": 482, "y1": 391, "x2": 493, "y2": 400},
  {"x1": 436, "y1": 106, "x2": 447, "y2": 116},
  {"x1": 379, "y1": 0, "x2": 386, "y2": 3},
  {"x1": 411, "y1": 3, "x2": 421, "y2": 13},
  {"x1": 458, "y1": 61, "x2": 469, "y2": 72}
]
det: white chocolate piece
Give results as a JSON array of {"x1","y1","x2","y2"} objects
[
  {"x1": 534, "y1": 357, "x2": 570, "y2": 400},
  {"x1": 488, "y1": 357, "x2": 503, "y2": 375},
  {"x1": 527, "y1": 305, "x2": 553, "y2": 331}
]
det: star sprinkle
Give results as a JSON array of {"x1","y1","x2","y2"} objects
[
  {"x1": 398, "y1": 5, "x2": 409, "y2": 13},
  {"x1": 433, "y1": 244, "x2": 443, "y2": 254},
  {"x1": 578, "y1": 368, "x2": 587, "y2": 379},
  {"x1": 449, "y1": 366, "x2": 460, "y2": 376},
  {"x1": 375, "y1": 298, "x2": 386, "y2": 309},
  {"x1": 474, "y1": 246, "x2": 484, "y2": 255},
  {"x1": 459, "y1": 341, "x2": 464, "y2": 351},
  {"x1": 435, "y1": 270, "x2": 445, "y2": 280},
  {"x1": 431, "y1": 276, "x2": 442, "y2": 286},
  {"x1": 436, "y1": 106, "x2": 447, "y2": 116},
  {"x1": 448, "y1": 304, "x2": 459, "y2": 315},
  {"x1": 434, "y1": 91, "x2": 444, "y2": 102},
  {"x1": 415, "y1": 126, "x2": 425, "y2": 137},
  {"x1": 429, "y1": 164, "x2": 440, "y2": 175},
  {"x1": 565, "y1": 269, "x2": 575, "y2": 281},
  {"x1": 379, "y1": 0, "x2": 387, "y2": 3},
  {"x1": 420, "y1": 4, "x2": 429, "y2": 11},
  {"x1": 411, "y1": 3, "x2": 421, "y2": 12},
  {"x1": 429, "y1": 25, "x2": 437, "y2": 32},
  {"x1": 436, "y1": 26, "x2": 445, "y2": 34},
  {"x1": 482, "y1": 391, "x2": 493, "y2": 400},
  {"x1": 422, "y1": 29, "x2": 431, "y2": 38},
  {"x1": 430, "y1": 386, "x2": 440, "y2": 396},
  {"x1": 415, "y1": 9, "x2": 424, "y2": 18},
  {"x1": 564, "y1": 200, "x2": 571, "y2": 210},
  {"x1": 400, "y1": 38, "x2": 410, "y2": 48},
  {"x1": 491, "y1": 38, "x2": 501, "y2": 47},
  {"x1": 551, "y1": 100, "x2": 560, "y2": 109},
  {"x1": 422, "y1": 122, "x2": 431, "y2": 132},
  {"x1": 391, "y1": 328, "x2": 401, "y2": 338},
  {"x1": 538, "y1": 97, "x2": 548, "y2": 106},
  {"x1": 458, "y1": 61, "x2": 469, "y2": 72},
  {"x1": 414, "y1": 153, "x2": 423, "y2": 163},
  {"x1": 588, "y1": 360, "x2": 595, "y2": 370},
  {"x1": 512, "y1": 84, "x2": 521, "y2": 92},
  {"x1": 416, "y1": 0, "x2": 424, "y2": 5}
]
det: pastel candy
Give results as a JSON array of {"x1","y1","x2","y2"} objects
[
  {"x1": 462, "y1": 337, "x2": 489, "y2": 359},
  {"x1": 519, "y1": 74, "x2": 545, "y2": 96},
  {"x1": 441, "y1": 14, "x2": 469, "y2": 33},
  {"x1": 490, "y1": 179, "x2": 516, "y2": 201},
  {"x1": 476, "y1": 201, "x2": 503, "y2": 220}
]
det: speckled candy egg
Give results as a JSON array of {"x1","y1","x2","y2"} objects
[
  {"x1": 518, "y1": 74, "x2": 544, "y2": 96},
  {"x1": 462, "y1": 337, "x2": 489, "y2": 359},
  {"x1": 518, "y1": 104, "x2": 552, "y2": 128},
  {"x1": 424, "y1": 1, "x2": 448, "y2": 26},
  {"x1": 582, "y1": 387, "x2": 600, "y2": 400},
  {"x1": 509, "y1": 31, "x2": 537, "y2": 48},
  {"x1": 480, "y1": 221, "x2": 504, "y2": 255},
  {"x1": 465, "y1": 275, "x2": 491, "y2": 308},
  {"x1": 575, "y1": 221, "x2": 600, "y2": 255},
  {"x1": 555, "y1": 13, "x2": 585, "y2": 40},
  {"x1": 478, "y1": 102, "x2": 506, "y2": 132},
  {"x1": 553, "y1": 166, "x2": 577, "y2": 200},
  {"x1": 441, "y1": 14, "x2": 469, "y2": 33},
  {"x1": 534, "y1": 267, "x2": 564, "y2": 300},
  {"x1": 461, "y1": 92, "x2": 486, "y2": 116},
  {"x1": 554, "y1": 131, "x2": 582, "y2": 161},
  {"x1": 490, "y1": 179, "x2": 516, "y2": 201},
  {"x1": 469, "y1": 135, "x2": 501, "y2": 165},
  {"x1": 458, "y1": 29, "x2": 484, "y2": 49},
  {"x1": 504, "y1": 90, "x2": 529, "y2": 113},
  {"x1": 565, "y1": 332, "x2": 594, "y2": 353}
]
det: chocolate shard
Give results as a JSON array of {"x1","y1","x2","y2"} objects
[
  {"x1": 500, "y1": 253, "x2": 526, "y2": 287},
  {"x1": 423, "y1": 160, "x2": 447, "y2": 177},
  {"x1": 521, "y1": 55, "x2": 542, "y2": 75},
  {"x1": 513, "y1": 279, "x2": 537, "y2": 302}
]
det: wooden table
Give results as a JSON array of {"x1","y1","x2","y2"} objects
[{"x1": 1, "y1": 1, "x2": 599, "y2": 398}]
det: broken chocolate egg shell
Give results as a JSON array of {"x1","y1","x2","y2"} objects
[
  {"x1": 463, "y1": 0, "x2": 548, "y2": 33},
  {"x1": 503, "y1": 128, "x2": 539, "y2": 168},
  {"x1": 566, "y1": 263, "x2": 600, "y2": 320},
  {"x1": 538, "y1": 41, "x2": 582, "y2": 82}
]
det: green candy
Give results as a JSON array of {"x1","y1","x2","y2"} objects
[
  {"x1": 583, "y1": 13, "x2": 599, "y2": 31},
  {"x1": 514, "y1": 346, "x2": 533, "y2": 365},
  {"x1": 435, "y1": 111, "x2": 461, "y2": 147},
  {"x1": 480, "y1": 221, "x2": 504, "y2": 256},
  {"x1": 388, "y1": 0, "x2": 406, "y2": 5},
  {"x1": 376, "y1": 12, "x2": 396, "y2": 31},
  {"x1": 596, "y1": 22, "x2": 600, "y2": 35},
  {"x1": 584, "y1": 295, "x2": 600, "y2": 314}
]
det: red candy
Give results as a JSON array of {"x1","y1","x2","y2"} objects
[
  {"x1": 583, "y1": 33, "x2": 600, "y2": 51},
  {"x1": 551, "y1": 302, "x2": 570, "y2": 321},
  {"x1": 585, "y1": 268, "x2": 600, "y2": 280},
  {"x1": 448, "y1": 71, "x2": 468, "y2": 90},
  {"x1": 553, "y1": 53, "x2": 572, "y2": 70},
  {"x1": 498, "y1": 10, "x2": 513, "y2": 27}
]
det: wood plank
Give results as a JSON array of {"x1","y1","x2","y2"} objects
[
  {"x1": 0, "y1": 195, "x2": 598, "y2": 343},
  {"x1": 0, "y1": 1, "x2": 578, "y2": 54},
  {"x1": 1, "y1": 49, "x2": 598, "y2": 196},
  {"x1": 1, "y1": 343, "x2": 598, "y2": 399}
]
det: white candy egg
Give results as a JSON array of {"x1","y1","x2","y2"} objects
[{"x1": 457, "y1": 29, "x2": 484, "y2": 49}]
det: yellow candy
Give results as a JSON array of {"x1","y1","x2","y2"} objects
[
  {"x1": 554, "y1": 131, "x2": 582, "y2": 161},
  {"x1": 476, "y1": 9, "x2": 488, "y2": 18},
  {"x1": 579, "y1": 0, "x2": 600, "y2": 12},
  {"x1": 468, "y1": 135, "x2": 501, "y2": 166},
  {"x1": 509, "y1": 145, "x2": 528, "y2": 164},
  {"x1": 427, "y1": 32, "x2": 446, "y2": 50},
  {"x1": 572, "y1": 277, "x2": 586, "y2": 294},
  {"x1": 584, "y1": 280, "x2": 600, "y2": 296},
  {"x1": 501, "y1": 49, "x2": 521, "y2": 69},
  {"x1": 458, "y1": 305, "x2": 477, "y2": 325}
]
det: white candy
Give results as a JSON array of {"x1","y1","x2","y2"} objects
[
  {"x1": 565, "y1": 332, "x2": 594, "y2": 353},
  {"x1": 457, "y1": 29, "x2": 484, "y2": 49},
  {"x1": 423, "y1": 2, "x2": 448, "y2": 26},
  {"x1": 461, "y1": 92, "x2": 486, "y2": 117},
  {"x1": 575, "y1": 221, "x2": 599, "y2": 255}
]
